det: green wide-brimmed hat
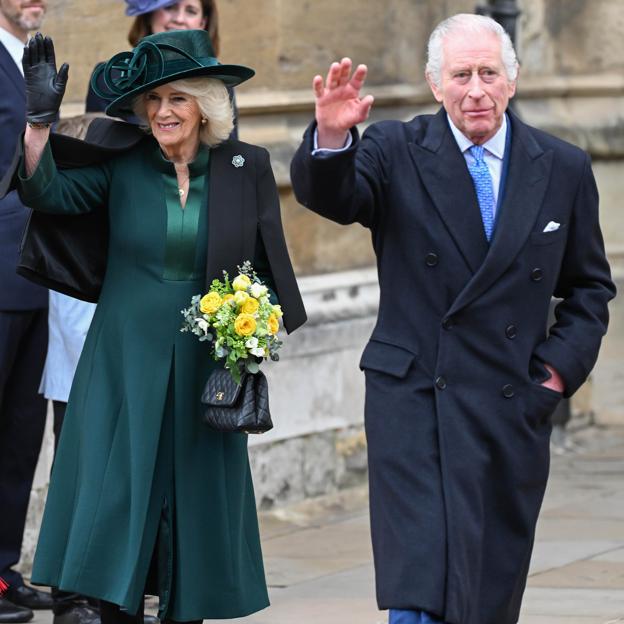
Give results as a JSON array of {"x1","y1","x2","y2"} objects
[{"x1": 91, "y1": 29, "x2": 255, "y2": 118}]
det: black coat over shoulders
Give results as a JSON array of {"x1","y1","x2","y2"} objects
[{"x1": 1, "y1": 118, "x2": 305, "y2": 333}]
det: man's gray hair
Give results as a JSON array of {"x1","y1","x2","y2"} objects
[{"x1": 426, "y1": 13, "x2": 519, "y2": 87}]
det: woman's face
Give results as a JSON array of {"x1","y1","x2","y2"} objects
[
  {"x1": 144, "y1": 84, "x2": 202, "y2": 154},
  {"x1": 149, "y1": 0, "x2": 207, "y2": 33}
]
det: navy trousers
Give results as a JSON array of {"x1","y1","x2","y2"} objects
[{"x1": 0, "y1": 309, "x2": 47, "y2": 588}]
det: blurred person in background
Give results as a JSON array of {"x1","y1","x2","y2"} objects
[{"x1": 0, "y1": 0, "x2": 53, "y2": 621}]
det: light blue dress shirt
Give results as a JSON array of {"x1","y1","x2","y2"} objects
[{"x1": 39, "y1": 292, "x2": 96, "y2": 402}]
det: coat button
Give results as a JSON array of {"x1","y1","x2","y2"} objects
[
  {"x1": 442, "y1": 317, "x2": 454, "y2": 330},
  {"x1": 530, "y1": 268, "x2": 543, "y2": 282},
  {"x1": 502, "y1": 384, "x2": 515, "y2": 398},
  {"x1": 425, "y1": 252, "x2": 439, "y2": 267},
  {"x1": 435, "y1": 376, "x2": 447, "y2": 390},
  {"x1": 505, "y1": 324, "x2": 517, "y2": 339}
]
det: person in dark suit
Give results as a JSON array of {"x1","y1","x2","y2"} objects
[
  {"x1": 290, "y1": 13, "x2": 615, "y2": 624},
  {"x1": 0, "y1": 1, "x2": 54, "y2": 621}
]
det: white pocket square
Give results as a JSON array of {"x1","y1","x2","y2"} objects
[{"x1": 543, "y1": 221, "x2": 561, "y2": 233}]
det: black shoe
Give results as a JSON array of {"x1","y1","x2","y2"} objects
[
  {"x1": 0, "y1": 598, "x2": 33, "y2": 624},
  {"x1": 53, "y1": 605, "x2": 101, "y2": 624},
  {"x1": 143, "y1": 616, "x2": 158, "y2": 624},
  {"x1": 3, "y1": 586, "x2": 54, "y2": 610}
]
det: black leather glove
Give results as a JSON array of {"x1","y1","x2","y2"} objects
[{"x1": 22, "y1": 32, "x2": 69, "y2": 125}]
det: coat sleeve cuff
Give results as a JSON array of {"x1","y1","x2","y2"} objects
[{"x1": 17, "y1": 139, "x2": 57, "y2": 205}]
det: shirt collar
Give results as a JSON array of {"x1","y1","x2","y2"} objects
[
  {"x1": 0, "y1": 26, "x2": 26, "y2": 75},
  {"x1": 446, "y1": 113, "x2": 508, "y2": 160}
]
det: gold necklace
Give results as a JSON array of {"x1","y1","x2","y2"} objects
[{"x1": 177, "y1": 174, "x2": 190, "y2": 197}]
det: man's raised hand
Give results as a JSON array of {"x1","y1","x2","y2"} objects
[{"x1": 313, "y1": 58, "x2": 374, "y2": 149}]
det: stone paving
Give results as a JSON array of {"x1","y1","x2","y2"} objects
[{"x1": 31, "y1": 426, "x2": 624, "y2": 624}]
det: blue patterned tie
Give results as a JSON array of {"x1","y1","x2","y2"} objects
[{"x1": 467, "y1": 145, "x2": 495, "y2": 241}]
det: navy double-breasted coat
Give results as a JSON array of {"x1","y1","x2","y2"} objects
[{"x1": 290, "y1": 109, "x2": 615, "y2": 624}]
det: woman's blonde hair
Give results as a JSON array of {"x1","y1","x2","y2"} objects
[{"x1": 133, "y1": 77, "x2": 234, "y2": 147}]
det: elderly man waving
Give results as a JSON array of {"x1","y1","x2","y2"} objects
[{"x1": 290, "y1": 13, "x2": 615, "y2": 624}]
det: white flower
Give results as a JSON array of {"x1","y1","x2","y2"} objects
[
  {"x1": 250, "y1": 346, "x2": 266, "y2": 357},
  {"x1": 245, "y1": 336, "x2": 259, "y2": 349},
  {"x1": 250, "y1": 282, "x2": 268, "y2": 299},
  {"x1": 197, "y1": 319, "x2": 209, "y2": 333}
]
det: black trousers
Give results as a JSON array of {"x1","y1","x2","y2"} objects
[{"x1": 0, "y1": 309, "x2": 47, "y2": 588}]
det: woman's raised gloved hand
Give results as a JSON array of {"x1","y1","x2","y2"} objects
[{"x1": 22, "y1": 33, "x2": 69, "y2": 125}]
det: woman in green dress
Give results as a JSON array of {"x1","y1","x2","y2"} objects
[{"x1": 16, "y1": 30, "x2": 306, "y2": 624}]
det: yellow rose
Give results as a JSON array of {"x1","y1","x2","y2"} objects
[
  {"x1": 222, "y1": 293, "x2": 235, "y2": 305},
  {"x1": 267, "y1": 314, "x2": 279, "y2": 335},
  {"x1": 199, "y1": 291, "x2": 222, "y2": 314},
  {"x1": 272, "y1": 304, "x2": 284, "y2": 318},
  {"x1": 241, "y1": 297, "x2": 259, "y2": 315},
  {"x1": 234, "y1": 313, "x2": 257, "y2": 336},
  {"x1": 232, "y1": 274, "x2": 251, "y2": 292},
  {"x1": 234, "y1": 290, "x2": 249, "y2": 306}
]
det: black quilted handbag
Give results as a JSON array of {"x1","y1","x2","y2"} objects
[{"x1": 200, "y1": 369, "x2": 273, "y2": 434}]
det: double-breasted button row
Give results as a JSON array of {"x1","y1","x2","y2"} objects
[
  {"x1": 530, "y1": 268, "x2": 543, "y2": 282},
  {"x1": 435, "y1": 379, "x2": 516, "y2": 397},
  {"x1": 442, "y1": 317, "x2": 454, "y2": 330},
  {"x1": 425, "y1": 252, "x2": 438, "y2": 267},
  {"x1": 502, "y1": 384, "x2": 515, "y2": 398}
]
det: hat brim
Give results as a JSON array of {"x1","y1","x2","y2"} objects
[
  {"x1": 104, "y1": 64, "x2": 255, "y2": 118},
  {"x1": 125, "y1": 0, "x2": 176, "y2": 17}
]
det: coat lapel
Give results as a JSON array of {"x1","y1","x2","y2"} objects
[
  {"x1": 447, "y1": 112, "x2": 554, "y2": 316},
  {"x1": 410, "y1": 108, "x2": 489, "y2": 274},
  {"x1": 0, "y1": 42, "x2": 25, "y2": 103},
  {"x1": 205, "y1": 142, "x2": 254, "y2": 284}
]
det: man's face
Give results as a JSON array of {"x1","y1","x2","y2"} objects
[
  {"x1": 0, "y1": 0, "x2": 47, "y2": 32},
  {"x1": 427, "y1": 30, "x2": 516, "y2": 145}
]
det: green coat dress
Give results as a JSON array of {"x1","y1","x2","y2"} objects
[{"x1": 17, "y1": 137, "x2": 279, "y2": 621}]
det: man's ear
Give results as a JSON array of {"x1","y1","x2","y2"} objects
[
  {"x1": 508, "y1": 65, "x2": 519, "y2": 99},
  {"x1": 426, "y1": 72, "x2": 444, "y2": 103}
]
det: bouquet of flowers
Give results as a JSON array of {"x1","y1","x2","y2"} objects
[{"x1": 181, "y1": 261, "x2": 283, "y2": 383}]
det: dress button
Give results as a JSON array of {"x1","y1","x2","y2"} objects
[
  {"x1": 442, "y1": 317, "x2": 454, "y2": 330},
  {"x1": 505, "y1": 324, "x2": 517, "y2": 339},
  {"x1": 435, "y1": 376, "x2": 447, "y2": 390},
  {"x1": 502, "y1": 384, "x2": 515, "y2": 398},
  {"x1": 425, "y1": 252, "x2": 439, "y2": 267},
  {"x1": 530, "y1": 268, "x2": 543, "y2": 282}
]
